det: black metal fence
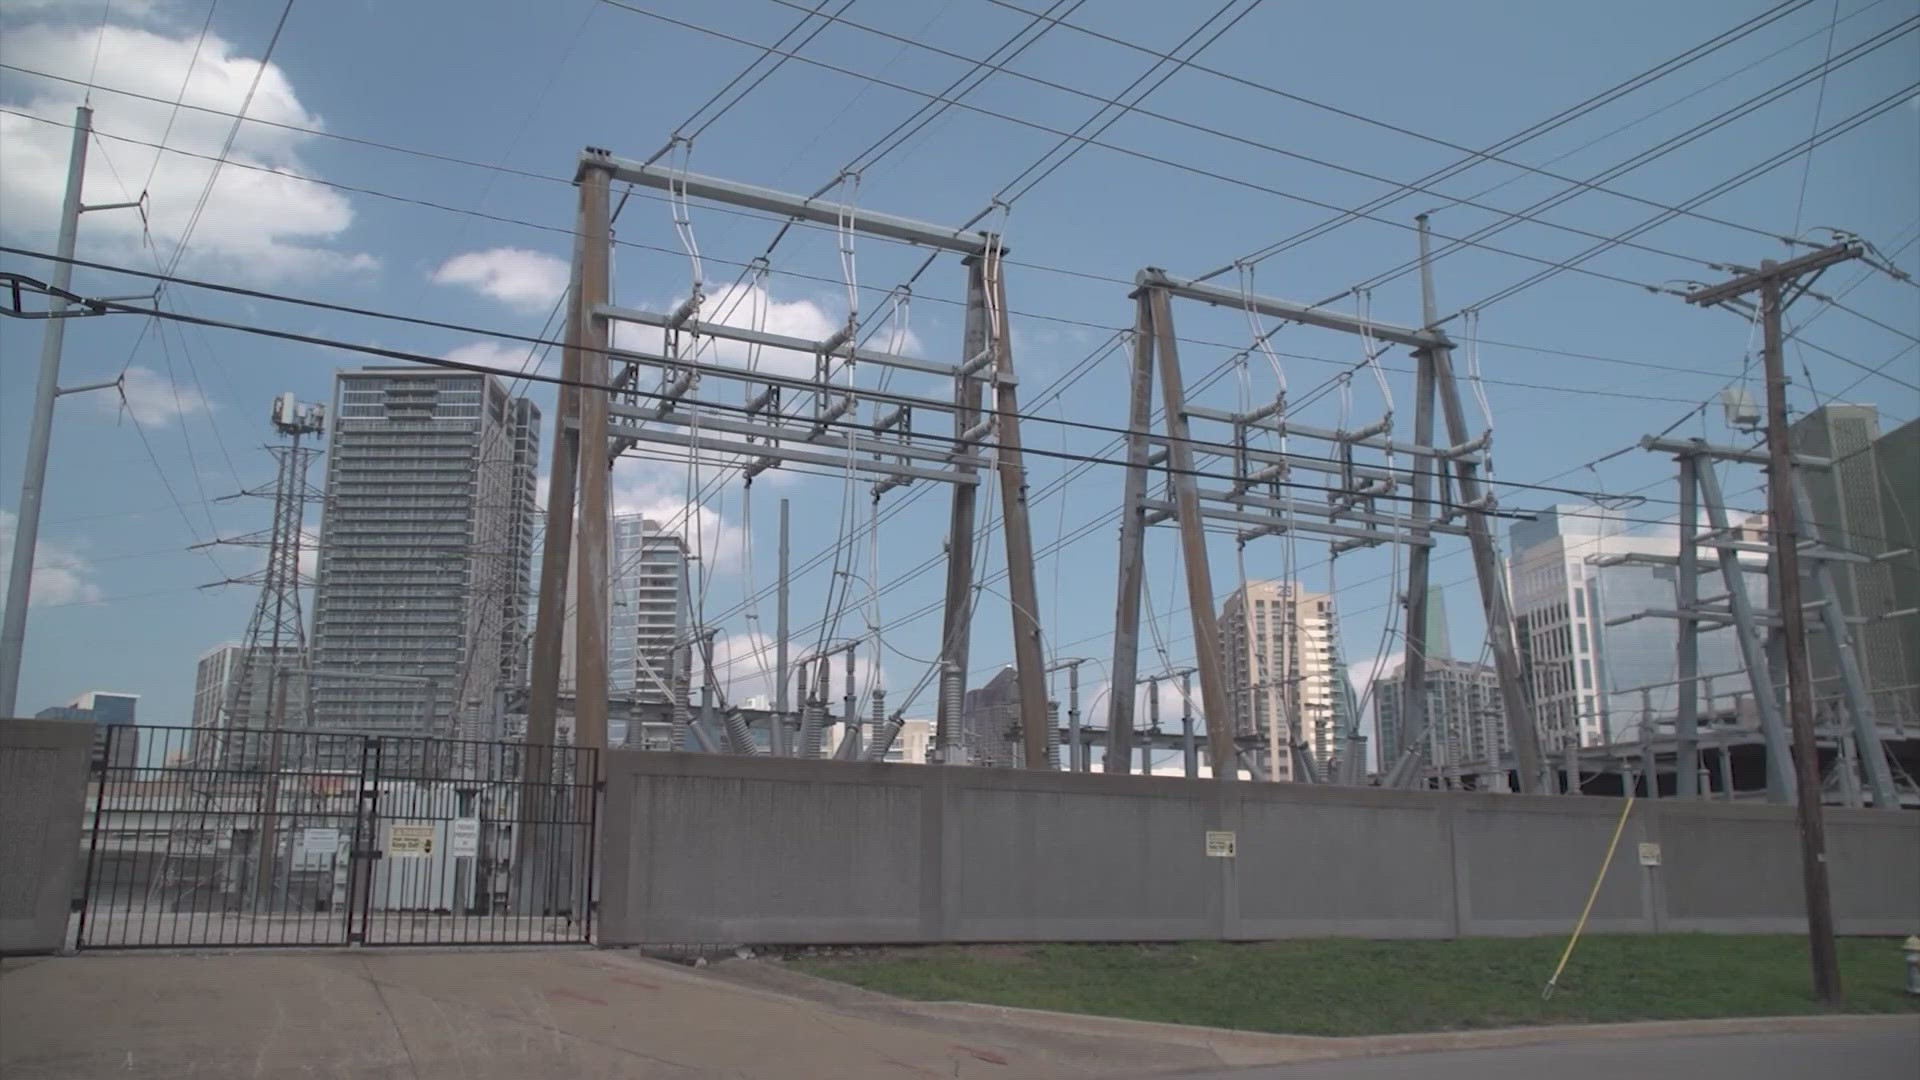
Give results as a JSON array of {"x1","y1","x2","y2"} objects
[{"x1": 75, "y1": 725, "x2": 597, "y2": 949}]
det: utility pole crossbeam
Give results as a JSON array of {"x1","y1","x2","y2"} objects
[{"x1": 1683, "y1": 241, "x2": 1862, "y2": 1007}]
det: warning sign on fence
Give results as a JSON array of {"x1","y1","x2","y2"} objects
[
  {"x1": 386, "y1": 822, "x2": 436, "y2": 858},
  {"x1": 1205, "y1": 830, "x2": 1237, "y2": 858},
  {"x1": 449, "y1": 817, "x2": 479, "y2": 857}
]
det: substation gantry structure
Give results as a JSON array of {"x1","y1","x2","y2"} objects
[
  {"x1": 521, "y1": 146, "x2": 1054, "y2": 776},
  {"x1": 1107, "y1": 222, "x2": 1548, "y2": 792}
]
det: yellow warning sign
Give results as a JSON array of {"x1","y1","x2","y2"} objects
[{"x1": 386, "y1": 822, "x2": 436, "y2": 858}]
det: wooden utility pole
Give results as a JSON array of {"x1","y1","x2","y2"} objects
[{"x1": 1685, "y1": 240, "x2": 1862, "y2": 1007}]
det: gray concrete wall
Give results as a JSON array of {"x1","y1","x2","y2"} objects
[
  {"x1": 597, "y1": 751, "x2": 1920, "y2": 947},
  {"x1": 0, "y1": 719, "x2": 93, "y2": 954}
]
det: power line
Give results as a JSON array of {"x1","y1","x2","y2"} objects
[
  {"x1": 1791, "y1": 0, "x2": 1845, "y2": 239},
  {"x1": 7, "y1": 245, "x2": 1755, "y2": 511},
  {"x1": 139, "y1": 0, "x2": 221, "y2": 197},
  {"x1": 1359, "y1": 21, "x2": 1919, "y2": 310},
  {"x1": 160, "y1": 0, "x2": 297, "y2": 278},
  {"x1": 758, "y1": 0, "x2": 1744, "y2": 271},
  {"x1": 990, "y1": 0, "x2": 1822, "y2": 263},
  {"x1": 588, "y1": 2, "x2": 1678, "y2": 297},
  {"x1": 1466, "y1": 79, "x2": 1920, "y2": 316},
  {"x1": 5, "y1": 71, "x2": 1878, "y2": 398}
]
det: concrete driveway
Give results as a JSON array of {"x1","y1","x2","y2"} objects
[{"x1": 3, "y1": 949, "x2": 1913, "y2": 1079}]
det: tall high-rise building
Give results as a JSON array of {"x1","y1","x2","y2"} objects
[
  {"x1": 1791, "y1": 404, "x2": 1917, "y2": 725},
  {"x1": 1218, "y1": 580, "x2": 1342, "y2": 780},
  {"x1": 1508, "y1": 505, "x2": 1758, "y2": 748},
  {"x1": 309, "y1": 369, "x2": 539, "y2": 741},
  {"x1": 1374, "y1": 657, "x2": 1506, "y2": 774}
]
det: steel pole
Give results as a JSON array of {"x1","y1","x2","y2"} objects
[
  {"x1": 774, "y1": 498, "x2": 790, "y2": 756},
  {"x1": 982, "y1": 251, "x2": 1054, "y2": 771},
  {"x1": 1105, "y1": 299, "x2": 1156, "y2": 774},
  {"x1": 0, "y1": 105, "x2": 90, "y2": 718},
  {"x1": 1675, "y1": 455, "x2": 1701, "y2": 797}
]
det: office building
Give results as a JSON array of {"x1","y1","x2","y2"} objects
[
  {"x1": 37, "y1": 690, "x2": 138, "y2": 770},
  {"x1": 958, "y1": 666, "x2": 1021, "y2": 766},
  {"x1": 191, "y1": 643, "x2": 306, "y2": 764},
  {"x1": 309, "y1": 368, "x2": 539, "y2": 742},
  {"x1": 1792, "y1": 404, "x2": 1917, "y2": 725},
  {"x1": 1508, "y1": 505, "x2": 1758, "y2": 748},
  {"x1": 564, "y1": 514, "x2": 691, "y2": 748},
  {"x1": 1219, "y1": 580, "x2": 1343, "y2": 780},
  {"x1": 611, "y1": 514, "x2": 690, "y2": 741},
  {"x1": 1374, "y1": 657, "x2": 1505, "y2": 773}
]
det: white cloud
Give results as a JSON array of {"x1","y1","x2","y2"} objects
[
  {"x1": 0, "y1": 22, "x2": 372, "y2": 281},
  {"x1": 441, "y1": 339, "x2": 549, "y2": 378},
  {"x1": 429, "y1": 248, "x2": 568, "y2": 315},
  {"x1": 98, "y1": 364, "x2": 213, "y2": 427},
  {"x1": 0, "y1": 509, "x2": 101, "y2": 607}
]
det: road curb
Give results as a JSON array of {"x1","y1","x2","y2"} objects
[{"x1": 893, "y1": 1002, "x2": 1920, "y2": 1067}]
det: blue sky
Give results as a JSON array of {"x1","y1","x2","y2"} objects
[{"x1": 1, "y1": 0, "x2": 1915, "y2": 740}]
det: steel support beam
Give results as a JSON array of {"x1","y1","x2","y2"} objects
[
  {"x1": 605, "y1": 402, "x2": 984, "y2": 468},
  {"x1": 1696, "y1": 461, "x2": 1797, "y2": 801},
  {"x1": 592, "y1": 151, "x2": 993, "y2": 256},
  {"x1": 1792, "y1": 480, "x2": 1899, "y2": 809},
  {"x1": 932, "y1": 258, "x2": 987, "y2": 761},
  {"x1": 1107, "y1": 308, "x2": 1155, "y2": 775},
  {"x1": 1146, "y1": 288, "x2": 1237, "y2": 777},
  {"x1": 609, "y1": 426, "x2": 977, "y2": 485},
  {"x1": 1675, "y1": 455, "x2": 1701, "y2": 798},
  {"x1": 606, "y1": 343, "x2": 965, "y2": 416},
  {"x1": 980, "y1": 251, "x2": 1054, "y2": 771},
  {"x1": 1142, "y1": 500, "x2": 1437, "y2": 547},
  {"x1": 1183, "y1": 405, "x2": 1483, "y2": 465},
  {"x1": 1137, "y1": 267, "x2": 1449, "y2": 351},
  {"x1": 595, "y1": 302, "x2": 979, "y2": 383}
]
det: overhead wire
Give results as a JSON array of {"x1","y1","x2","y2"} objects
[
  {"x1": 991, "y1": 0, "x2": 1823, "y2": 258},
  {"x1": 2, "y1": 94, "x2": 1876, "y2": 402}
]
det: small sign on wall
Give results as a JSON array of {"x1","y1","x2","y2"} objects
[
  {"x1": 386, "y1": 822, "x2": 436, "y2": 858},
  {"x1": 449, "y1": 817, "x2": 480, "y2": 857},
  {"x1": 1637, "y1": 841, "x2": 1663, "y2": 867},
  {"x1": 1205, "y1": 830, "x2": 1237, "y2": 858}
]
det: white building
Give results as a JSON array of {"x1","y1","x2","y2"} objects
[
  {"x1": 562, "y1": 514, "x2": 690, "y2": 748},
  {"x1": 1218, "y1": 581, "x2": 1342, "y2": 780},
  {"x1": 309, "y1": 369, "x2": 540, "y2": 742},
  {"x1": 1507, "y1": 505, "x2": 1760, "y2": 748},
  {"x1": 192, "y1": 643, "x2": 308, "y2": 764}
]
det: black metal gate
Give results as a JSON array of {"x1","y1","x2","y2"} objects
[{"x1": 75, "y1": 726, "x2": 597, "y2": 949}]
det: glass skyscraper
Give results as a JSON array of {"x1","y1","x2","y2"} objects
[{"x1": 1508, "y1": 505, "x2": 1759, "y2": 747}]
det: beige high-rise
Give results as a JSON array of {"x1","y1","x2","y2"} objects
[{"x1": 1218, "y1": 581, "x2": 1340, "y2": 780}]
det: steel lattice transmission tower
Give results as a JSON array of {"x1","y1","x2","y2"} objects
[{"x1": 195, "y1": 394, "x2": 326, "y2": 766}]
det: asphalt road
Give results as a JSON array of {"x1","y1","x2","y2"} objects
[{"x1": 1170, "y1": 1027, "x2": 1920, "y2": 1079}]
